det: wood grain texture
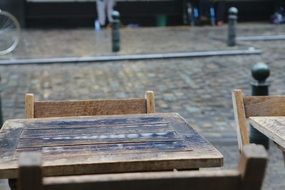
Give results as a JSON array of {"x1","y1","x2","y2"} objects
[
  {"x1": 17, "y1": 144, "x2": 266, "y2": 190},
  {"x1": 0, "y1": 121, "x2": 24, "y2": 160},
  {"x1": 43, "y1": 171, "x2": 240, "y2": 190},
  {"x1": 145, "y1": 91, "x2": 155, "y2": 113},
  {"x1": 249, "y1": 117, "x2": 285, "y2": 149},
  {"x1": 238, "y1": 144, "x2": 267, "y2": 190},
  {"x1": 244, "y1": 96, "x2": 285, "y2": 117},
  {"x1": 25, "y1": 94, "x2": 34, "y2": 119},
  {"x1": 232, "y1": 89, "x2": 249, "y2": 151},
  {"x1": 232, "y1": 89, "x2": 285, "y2": 151},
  {"x1": 0, "y1": 113, "x2": 223, "y2": 179},
  {"x1": 34, "y1": 99, "x2": 147, "y2": 118},
  {"x1": 26, "y1": 91, "x2": 155, "y2": 118},
  {"x1": 249, "y1": 117, "x2": 285, "y2": 164}
]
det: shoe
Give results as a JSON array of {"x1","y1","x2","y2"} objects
[{"x1": 217, "y1": 21, "x2": 224, "y2": 27}]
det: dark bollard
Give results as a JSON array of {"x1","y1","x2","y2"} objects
[
  {"x1": 111, "y1": 10, "x2": 120, "y2": 52},
  {"x1": 227, "y1": 7, "x2": 238, "y2": 46},
  {"x1": 250, "y1": 62, "x2": 270, "y2": 149}
]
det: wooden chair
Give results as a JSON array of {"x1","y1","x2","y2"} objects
[
  {"x1": 18, "y1": 144, "x2": 267, "y2": 190},
  {"x1": 25, "y1": 91, "x2": 155, "y2": 118},
  {"x1": 232, "y1": 89, "x2": 285, "y2": 151}
]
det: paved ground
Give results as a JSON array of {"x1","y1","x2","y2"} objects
[{"x1": 0, "y1": 23, "x2": 285, "y2": 189}]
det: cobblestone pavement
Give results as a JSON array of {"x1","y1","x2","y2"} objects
[
  {"x1": 0, "y1": 23, "x2": 285, "y2": 189},
  {"x1": 1, "y1": 23, "x2": 285, "y2": 60}
]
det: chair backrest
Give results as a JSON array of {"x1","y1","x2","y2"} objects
[
  {"x1": 25, "y1": 91, "x2": 155, "y2": 118},
  {"x1": 18, "y1": 144, "x2": 267, "y2": 190},
  {"x1": 232, "y1": 89, "x2": 285, "y2": 150}
]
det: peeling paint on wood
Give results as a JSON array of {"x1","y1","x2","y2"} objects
[{"x1": 0, "y1": 113, "x2": 223, "y2": 179}]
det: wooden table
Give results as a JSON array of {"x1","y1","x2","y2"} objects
[
  {"x1": 249, "y1": 116, "x2": 285, "y2": 161},
  {"x1": 250, "y1": 117, "x2": 285, "y2": 148},
  {"x1": 0, "y1": 113, "x2": 223, "y2": 180}
]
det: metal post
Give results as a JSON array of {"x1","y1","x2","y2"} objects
[
  {"x1": 250, "y1": 62, "x2": 270, "y2": 149},
  {"x1": 111, "y1": 10, "x2": 120, "y2": 52},
  {"x1": 227, "y1": 7, "x2": 238, "y2": 46}
]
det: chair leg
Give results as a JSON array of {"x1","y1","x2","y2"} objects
[{"x1": 8, "y1": 179, "x2": 17, "y2": 190}]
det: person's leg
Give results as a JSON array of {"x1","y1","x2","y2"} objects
[
  {"x1": 96, "y1": 0, "x2": 106, "y2": 26},
  {"x1": 192, "y1": 0, "x2": 199, "y2": 7},
  {"x1": 188, "y1": 0, "x2": 200, "y2": 25},
  {"x1": 107, "y1": 0, "x2": 116, "y2": 23},
  {"x1": 199, "y1": 0, "x2": 210, "y2": 19}
]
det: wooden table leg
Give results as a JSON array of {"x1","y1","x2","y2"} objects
[{"x1": 8, "y1": 179, "x2": 17, "y2": 190}]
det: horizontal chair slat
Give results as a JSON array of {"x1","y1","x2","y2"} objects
[
  {"x1": 43, "y1": 170, "x2": 241, "y2": 190},
  {"x1": 34, "y1": 99, "x2": 147, "y2": 118},
  {"x1": 244, "y1": 96, "x2": 285, "y2": 117},
  {"x1": 18, "y1": 144, "x2": 267, "y2": 190}
]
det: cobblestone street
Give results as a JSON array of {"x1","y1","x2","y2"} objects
[{"x1": 0, "y1": 23, "x2": 285, "y2": 189}]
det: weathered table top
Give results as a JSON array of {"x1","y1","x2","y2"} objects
[
  {"x1": 250, "y1": 116, "x2": 285, "y2": 149},
  {"x1": 0, "y1": 113, "x2": 223, "y2": 178}
]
